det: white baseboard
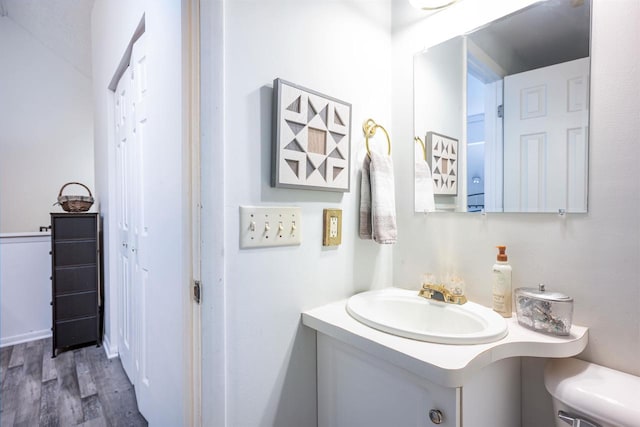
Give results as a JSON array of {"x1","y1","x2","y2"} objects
[
  {"x1": 102, "y1": 333, "x2": 119, "y2": 359},
  {"x1": 0, "y1": 329, "x2": 121, "y2": 361},
  {"x1": 0, "y1": 329, "x2": 51, "y2": 348}
]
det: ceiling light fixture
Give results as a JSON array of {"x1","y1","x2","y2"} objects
[{"x1": 409, "y1": 0, "x2": 460, "y2": 11}]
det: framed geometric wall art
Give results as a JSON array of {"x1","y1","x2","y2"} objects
[
  {"x1": 426, "y1": 131, "x2": 458, "y2": 195},
  {"x1": 271, "y1": 78, "x2": 352, "y2": 192}
]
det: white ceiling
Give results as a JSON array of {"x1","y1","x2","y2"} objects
[
  {"x1": 469, "y1": 0, "x2": 591, "y2": 75},
  {"x1": 2, "y1": 0, "x2": 95, "y2": 78}
]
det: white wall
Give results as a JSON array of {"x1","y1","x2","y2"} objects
[
  {"x1": 414, "y1": 36, "x2": 465, "y2": 210},
  {"x1": 0, "y1": 235, "x2": 52, "y2": 347},
  {"x1": 209, "y1": 1, "x2": 393, "y2": 425},
  {"x1": 0, "y1": 16, "x2": 94, "y2": 233},
  {"x1": 91, "y1": 0, "x2": 189, "y2": 425},
  {"x1": 391, "y1": 1, "x2": 640, "y2": 426},
  {"x1": 414, "y1": 37, "x2": 464, "y2": 142}
]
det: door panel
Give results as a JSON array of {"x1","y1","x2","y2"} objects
[
  {"x1": 130, "y1": 33, "x2": 153, "y2": 414},
  {"x1": 115, "y1": 64, "x2": 135, "y2": 382},
  {"x1": 504, "y1": 58, "x2": 589, "y2": 212},
  {"x1": 113, "y1": 30, "x2": 183, "y2": 423},
  {"x1": 114, "y1": 34, "x2": 153, "y2": 414}
]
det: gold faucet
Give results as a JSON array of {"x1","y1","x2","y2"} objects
[{"x1": 418, "y1": 283, "x2": 467, "y2": 305}]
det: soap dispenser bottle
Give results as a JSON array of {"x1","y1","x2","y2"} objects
[{"x1": 492, "y1": 245, "x2": 512, "y2": 317}]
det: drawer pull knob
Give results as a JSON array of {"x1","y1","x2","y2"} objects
[{"x1": 429, "y1": 409, "x2": 443, "y2": 424}]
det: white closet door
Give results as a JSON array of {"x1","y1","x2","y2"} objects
[
  {"x1": 114, "y1": 34, "x2": 152, "y2": 412},
  {"x1": 115, "y1": 64, "x2": 135, "y2": 382},
  {"x1": 129, "y1": 33, "x2": 153, "y2": 415},
  {"x1": 114, "y1": 29, "x2": 186, "y2": 424},
  {"x1": 503, "y1": 57, "x2": 589, "y2": 212}
]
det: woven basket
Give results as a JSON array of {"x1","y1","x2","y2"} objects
[{"x1": 56, "y1": 182, "x2": 94, "y2": 212}]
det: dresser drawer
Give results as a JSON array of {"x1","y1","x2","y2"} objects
[
  {"x1": 53, "y1": 215, "x2": 97, "y2": 240},
  {"x1": 55, "y1": 265, "x2": 97, "y2": 294},
  {"x1": 55, "y1": 291, "x2": 98, "y2": 320},
  {"x1": 54, "y1": 241, "x2": 97, "y2": 266},
  {"x1": 55, "y1": 316, "x2": 98, "y2": 348}
]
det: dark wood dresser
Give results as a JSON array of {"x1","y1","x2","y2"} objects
[{"x1": 50, "y1": 213, "x2": 101, "y2": 357}]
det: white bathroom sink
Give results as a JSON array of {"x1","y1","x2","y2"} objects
[{"x1": 346, "y1": 287, "x2": 508, "y2": 344}]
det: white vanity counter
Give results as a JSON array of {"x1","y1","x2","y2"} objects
[{"x1": 303, "y1": 296, "x2": 588, "y2": 388}]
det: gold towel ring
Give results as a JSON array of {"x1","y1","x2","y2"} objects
[
  {"x1": 363, "y1": 118, "x2": 391, "y2": 156},
  {"x1": 414, "y1": 136, "x2": 427, "y2": 161}
]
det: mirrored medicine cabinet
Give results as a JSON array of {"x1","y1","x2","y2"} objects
[{"x1": 414, "y1": 0, "x2": 591, "y2": 213}]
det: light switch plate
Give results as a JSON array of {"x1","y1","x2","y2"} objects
[
  {"x1": 322, "y1": 209, "x2": 342, "y2": 246},
  {"x1": 239, "y1": 206, "x2": 301, "y2": 248}
]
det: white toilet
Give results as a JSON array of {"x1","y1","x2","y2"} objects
[{"x1": 544, "y1": 358, "x2": 640, "y2": 427}]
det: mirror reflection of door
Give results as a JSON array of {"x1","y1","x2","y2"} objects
[
  {"x1": 414, "y1": 0, "x2": 591, "y2": 213},
  {"x1": 503, "y1": 58, "x2": 589, "y2": 212}
]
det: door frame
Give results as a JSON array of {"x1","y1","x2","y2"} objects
[
  {"x1": 183, "y1": 0, "x2": 202, "y2": 424},
  {"x1": 198, "y1": 0, "x2": 226, "y2": 425}
]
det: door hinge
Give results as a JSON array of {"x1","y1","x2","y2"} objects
[
  {"x1": 193, "y1": 280, "x2": 201, "y2": 304},
  {"x1": 497, "y1": 104, "x2": 504, "y2": 118}
]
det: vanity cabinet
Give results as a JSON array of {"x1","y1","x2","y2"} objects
[
  {"x1": 50, "y1": 213, "x2": 101, "y2": 357},
  {"x1": 317, "y1": 334, "x2": 521, "y2": 427},
  {"x1": 305, "y1": 291, "x2": 587, "y2": 427}
]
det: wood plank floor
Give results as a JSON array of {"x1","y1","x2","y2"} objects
[{"x1": 0, "y1": 338, "x2": 147, "y2": 427}]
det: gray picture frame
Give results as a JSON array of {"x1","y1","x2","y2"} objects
[
  {"x1": 426, "y1": 131, "x2": 459, "y2": 196},
  {"x1": 271, "y1": 78, "x2": 352, "y2": 192}
]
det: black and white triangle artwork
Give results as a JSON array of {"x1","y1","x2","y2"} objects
[
  {"x1": 334, "y1": 109, "x2": 345, "y2": 126},
  {"x1": 427, "y1": 132, "x2": 458, "y2": 195},
  {"x1": 319, "y1": 105, "x2": 328, "y2": 126},
  {"x1": 317, "y1": 159, "x2": 327, "y2": 181},
  {"x1": 286, "y1": 119, "x2": 305, "y2": 136},
  {"x1": 307, "y1": 99, "x2": 317, "y2": 122},
  {"x1": 329, "y1": 131, "x2": 345, "y2": 144},
  {"x1": 274, "y1": 79, "x2": 352, "y2": 192},
  {"x1": 327, "y1": 147, "x2": 344, "y2": 159},
  {"x1": 284, "y1": 139, "x2": 304, "y2": 152},
  {"x1": 286, "y1": 159, "x2": 299, "y2": 177},
  {"x1": 286, "y1": 96, "x2": 301, "y2": 113}
]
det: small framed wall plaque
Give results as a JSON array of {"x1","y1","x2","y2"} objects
[
  {"x1": 271, "y1": 78, "x2": 352, "y2": 192},
  {"x1": 426, "y1": 131, "x2": 458, "y2": 196}
]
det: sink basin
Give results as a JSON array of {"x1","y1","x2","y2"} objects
[{"x1": 346, "y1": 287, "x2": 508, "y2": 344}]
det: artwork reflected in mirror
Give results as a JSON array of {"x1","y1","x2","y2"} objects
[{"x1": 414, "y1": 0, "x2": 591, "y2": 213}]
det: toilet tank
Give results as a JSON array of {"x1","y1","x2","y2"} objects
[{"x1": 544, "y1": 358, "x2": 640, "y2": 427}]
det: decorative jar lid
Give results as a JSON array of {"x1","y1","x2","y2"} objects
[{"x1": 515, "y1": 284, "x2": 573, "y2": 302}]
